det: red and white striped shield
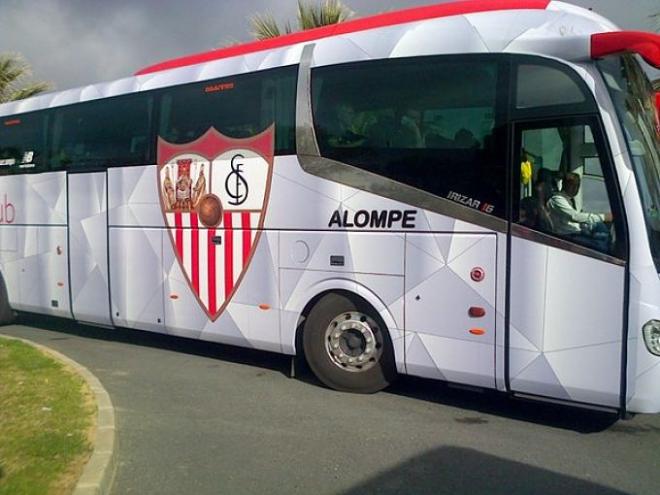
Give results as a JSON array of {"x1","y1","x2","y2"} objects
[{"x1": 157, "y1": 126, "x2": 274, "y2": 321}]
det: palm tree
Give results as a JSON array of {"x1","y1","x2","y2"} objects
[
  {"x1": 0, "y1": 53, "x2": 51, "y2": 103},
  {"x1": 250, "y1": 0, "x2": 353, "y2": 40},
  {"x1": 651, "y1": 12, "x2": 660, "y2": 32}
]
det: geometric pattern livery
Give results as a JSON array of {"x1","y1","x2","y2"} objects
[
  {"x1": 158, "y1": 127, "x2": 274, "y2": 321},
  {"x1": 507, "y1": 240, "x2": 625, "y2": 407},
  {"x1": 2, "y1": 1, "x2": 659, "y2": 412},
  {"x1": 404, "y1": 233, "x2": 496, "y2": 389}
]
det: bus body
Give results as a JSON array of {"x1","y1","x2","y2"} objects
[{"x1": 1, "y1": 0, "x2": 660, "y2": 413}]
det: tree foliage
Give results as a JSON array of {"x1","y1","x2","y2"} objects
[
  {"x1": 250, "y1": 0, "x2": 352, "y2": 40},
  {"x1": 651, "y1": 12, "x2": 660, "y2": 32},
  {"x1": 0, "y1": 53, "x2": 51, "y2": 103}
]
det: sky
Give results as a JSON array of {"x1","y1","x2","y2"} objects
[{"x1": 1, "y1": 0, "x2": 658, "y2": 91}]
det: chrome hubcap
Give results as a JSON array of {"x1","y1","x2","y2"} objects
[{"x1": 325, "y1": 311, "x2": 383, "y2": 372}]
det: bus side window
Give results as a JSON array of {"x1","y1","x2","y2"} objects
[
  {"x1": 51, "y1": 94, "x2": 152, "y2": 169},
  {"x1": 517, "y1": 123, "x2": 616, "y2": 255},
  {"x1": 516, "y1": 64, "x2": 586, "y2": 109},
  {"x1": 0, "y1": 112, "x2": 48, "y2": 175},
  {"x1": 311, "y1": 56, "x2": 507, "y2": 218},
  {"x1": 158, "y1": 66, "x2": 296, "y2": 155}
]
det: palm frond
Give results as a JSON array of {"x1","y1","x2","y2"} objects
[
  {"x1": 0, "y1": 54, "x2": 30, "y2": 96},
  {"x1": 247, "y1": 1, "x2": 352, "y2": 43},
  {"x1": 652, "y1": 12, "x2": 660, "y2": 32},
  {"x1": 250, "y1": 13, "x2": 288, "y2": 40},
  {"x1": 298, "y1": 0, "x2": 352, "y2": 30},
  {"x1": 0, "y1": 53, "x2": 51, "y2": 103},
  {"x1": 6, "y1": 82, "x2": 52, "y2": 102}
]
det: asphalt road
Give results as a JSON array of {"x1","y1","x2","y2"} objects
[{"x1": 3, "y1": 315, "x2": 659, "y2": 495}]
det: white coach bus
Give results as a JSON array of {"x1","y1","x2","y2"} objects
[{"x1": 1, "y1": 0, "x2": 659, "y2": 414}]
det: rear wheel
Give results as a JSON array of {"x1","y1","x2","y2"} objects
[{"x1": 302, "y1": 292, "x2": 396, "y2": 393}]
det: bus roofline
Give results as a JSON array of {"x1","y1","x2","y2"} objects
[{"x1": 591, "y1": 31, "x2": 660, "y2": 69}]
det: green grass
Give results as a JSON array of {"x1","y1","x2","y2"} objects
[{"x1": 0, "y1": 338, "x2": 94, "y2": 495}]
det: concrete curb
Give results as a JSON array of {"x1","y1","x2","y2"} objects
[{"x1": 0, "y1": 334, "x2": 116, "y2": 495}]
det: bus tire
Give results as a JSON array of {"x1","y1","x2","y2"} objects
[
  {"x1": 302, "y1": 292, "x2": 396, "y2": 393},
  {"x1": 0, "y1": 272, "x2": 15, "y2": 325}
]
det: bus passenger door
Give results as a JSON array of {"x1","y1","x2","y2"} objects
[
  {"x1": 405, "y1": 232, "x2": 497, "y2": 388},
  {"x1": 68, "y1": 172, "x2": 113, "y2": 326},
  {"x1": 508, "y1": 119, "x2": 626, "y2": 408}
]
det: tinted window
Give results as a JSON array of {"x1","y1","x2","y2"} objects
[
  {"x1": 0, "y1": 112, "x2": 48, "y2": 175},
  {"x1": 517, "y1": 122, "x2": 618, "y2": 256},
  {"x1": 159, "y1": 66, "x2": 296, "y2": 154},
  {"x1": 517, "y1": 64, "x2": 586, "y2": 109},
  {"x1": 51, "y1": 94, "x2": 153, "y2": 169},
  {"x1": 312, "y1": 56, "x2": 506, "y2": 217}
]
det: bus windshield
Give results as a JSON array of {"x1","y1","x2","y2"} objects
[{"x1": 599, "y1": 55, "x2": 660, "y2": 271}]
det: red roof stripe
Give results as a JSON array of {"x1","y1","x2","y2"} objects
[
  {"x1": 591, "y1": 31, "x2": 660, "y2": 69},
  {"x1": 136, "y1": 0, "x2": 550, "y2": 75}
]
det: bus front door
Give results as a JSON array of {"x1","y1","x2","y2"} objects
[{"x1": 507, "y1": 120, "x2": 626, "y2": 409}]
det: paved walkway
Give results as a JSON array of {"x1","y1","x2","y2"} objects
[{"x1": 3, "y1": 315, "x2": 660, "y2": 495}]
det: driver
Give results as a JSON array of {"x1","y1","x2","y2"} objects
[{"x1": 547, "y1": 172, "x2": 613, "y2": 250}]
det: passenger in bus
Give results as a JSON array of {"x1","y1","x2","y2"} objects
[
  {"x1": 547, "y1": 172, "x2": 613, "y2": 250},
  {"x1": 453, "y1": 128, "x2": 479, "y2": 149},
  {"x1": 532, "y1": 168, "x2": 556, "y2": 232},
  {"x1": 364, "y1": 113, "x2": 396, "y2": 147},
  {"x1": 518, "y1": 152, "x2": 553, "y2": 230},
  {"x1": 391, "y1": 108, "x2": 424, "y2": 148},
  {"x1": 423, "y1": 115, "x2": 453, "y2": 148},
  {"x1": 325, "y1": 103, "x2": 365, "y2": 148},
  {"x1": 536, "y1": 167, "x2": 559, "y2": 195},
  {"x1": 519, "y1": 196, "x2": 540, "y2": 228}
]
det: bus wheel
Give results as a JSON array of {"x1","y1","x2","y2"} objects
[{"x1": 302, "y1": 292, "x2": 396, "y2": 393}]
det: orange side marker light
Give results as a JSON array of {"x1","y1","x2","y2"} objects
[
  {"x1": 258, "y1": 304, "x2": 271, "y2": 311},
  {"x1": 170, "y1": 294, "x2": 179, "y2": 300},
  {"x1": 469, "y1": 328, "x2": 486, "y2": 336}
]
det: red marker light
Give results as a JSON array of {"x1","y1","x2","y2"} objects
[
  {"x1": 470, "y1": 267, "x2": 485, "y2": 282},
  {"x1": 4, "y1": 119, "x2": 21, "y2": 127},
  {"x1": 469, "y1": 307, "x2": 486, "y2": 317}
]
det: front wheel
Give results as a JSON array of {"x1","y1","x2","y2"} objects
[{"x1": 302, "y1": 293, "x2": 397, "y2": 393}]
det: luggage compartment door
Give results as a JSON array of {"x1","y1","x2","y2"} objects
[
  {"x1": 405, "y1": 233, "x2": 497, "y2": 388},
  {"x1": 68, "y1": 172, "x2": 113, "y2": 326}
]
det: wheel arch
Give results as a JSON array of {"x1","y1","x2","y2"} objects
[{"x1": 282, "y1": 278, "x2": 405, "y2": 373}]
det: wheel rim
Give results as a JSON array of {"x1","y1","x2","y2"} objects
[{"x1": 324, "y1": 311, "x2": 383, "y2": 372}]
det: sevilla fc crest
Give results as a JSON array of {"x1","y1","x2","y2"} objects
[{"x1": 158, "y1": 127, "x2": 274, "y2": 321}]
